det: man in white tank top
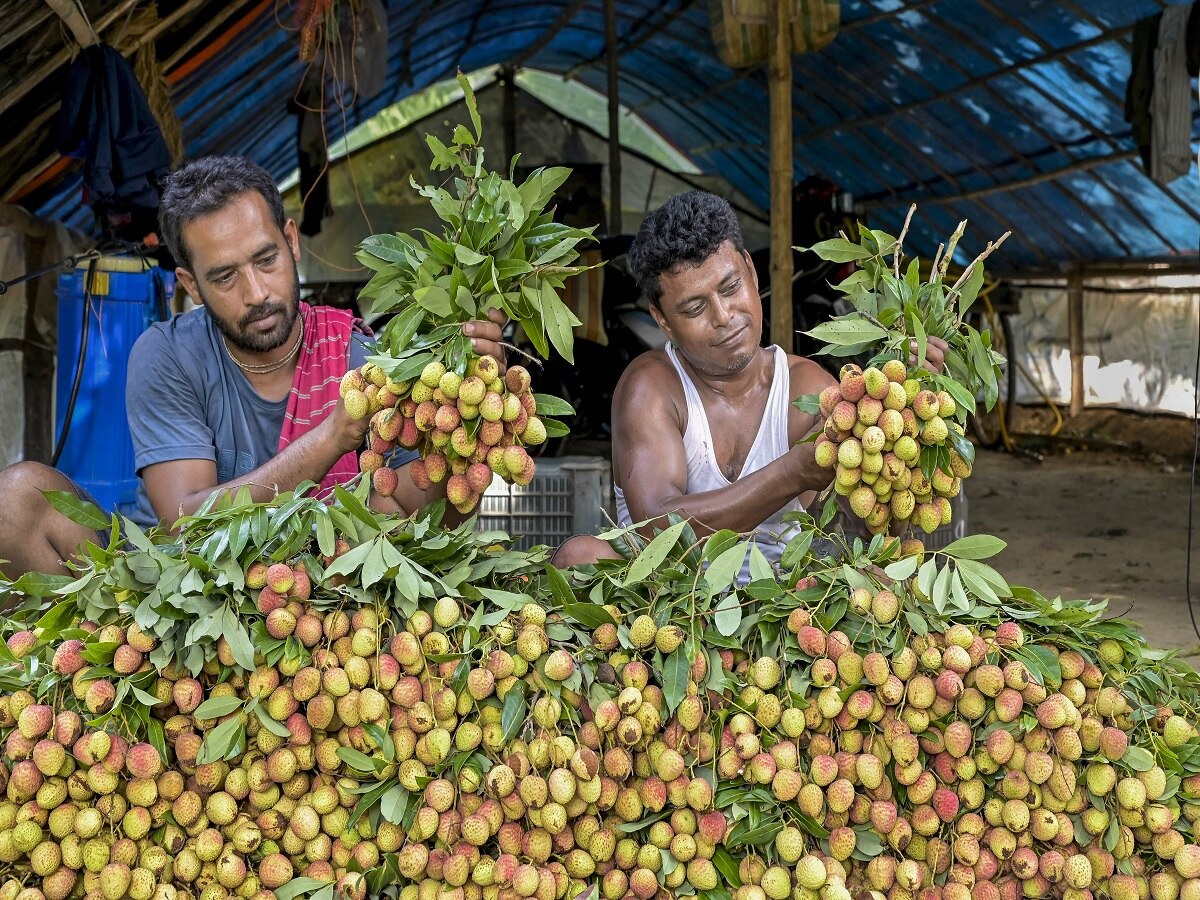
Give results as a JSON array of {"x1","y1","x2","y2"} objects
[{"x1": 555, "y1": 191, "x2": 944, "y2": 577}]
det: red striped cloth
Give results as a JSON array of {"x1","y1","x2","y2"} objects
[{"x1": 277, "y1": 302, "x2": 363, "y2": 494}]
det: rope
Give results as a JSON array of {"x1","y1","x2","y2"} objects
[{"x1": 112, "y1": 8, "x2": 185, "y2": 163}]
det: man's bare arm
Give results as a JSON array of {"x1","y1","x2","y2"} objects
[
  {"x1": 613, "y1": 360, "x2": 831, "y2": 537},
  {"x1": 143, "y1": 399, "x2": 368, "y2": 527}
]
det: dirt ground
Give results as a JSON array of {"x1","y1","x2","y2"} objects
[{"x1": 969, "y1": 446, "x2": 1200, "y2": 658}]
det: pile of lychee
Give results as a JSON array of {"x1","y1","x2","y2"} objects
[
  {"x1": 814, "y1": 360, "x2": 970, "y2": 535},
  {"x1": 339, "y1": 355, "x2": 545, "y2": 513},
  {"x1": 2, "y1": 520, "x2": 1200, "y2": 900},
  {"x1": 0, "y1": 555, "x2": 857, "y2": 900}
]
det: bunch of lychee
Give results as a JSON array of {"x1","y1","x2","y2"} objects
[
  {"x1": 813, "y1": 360, "x2": 970, "y2": 535},
  {"x1": 339, "y1": 355, "x2": 546, "y2": 514}
]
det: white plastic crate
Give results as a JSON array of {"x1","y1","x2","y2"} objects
[{"x1": 478, "y1": 456, "x2": 613, "y2": 550}]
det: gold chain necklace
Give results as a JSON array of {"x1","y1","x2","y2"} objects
[{"x1": 222, "y1": 316, "x2": 304, "y2": 375}]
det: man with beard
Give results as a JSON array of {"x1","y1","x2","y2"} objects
[
  {"x1": 555, "y1": 191, "x2": 944, "y2": 579},
  {"x1": 0, "y1": 156, "x2": 505, "y2": 577}
]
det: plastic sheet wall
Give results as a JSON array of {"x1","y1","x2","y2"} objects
[{"x1": 1010, "y1": 274, "x2": 1200, "y2": 418}]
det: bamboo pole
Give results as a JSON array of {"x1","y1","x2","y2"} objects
[
  {"x1": 42, "y1": 0, "x2": 98, "y2": 48},
  {"x1": 605, "y1": 0, "x2": 622, "y2": 235},
  {"x1": 1068, "y1": 271, "x2": 1085, "y2": 418},
  {"x1": 768, "y1": 0, "x2": 792, "y2": 350}
]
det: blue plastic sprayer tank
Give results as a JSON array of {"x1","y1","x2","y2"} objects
[{"x1": 55, "y1": 257, "x2": 172, "y2": 517}]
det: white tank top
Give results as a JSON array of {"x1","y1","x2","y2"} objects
[{"x1": 615, "y1": 343, "x2": 805, "y2": 583}]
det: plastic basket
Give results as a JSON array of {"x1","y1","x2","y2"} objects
[{"x1": 478, "y1": 457, "x2": 613, "y2": 551}]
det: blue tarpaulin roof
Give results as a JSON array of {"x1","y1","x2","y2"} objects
[{"x1": 25, "y1": 0, "x2": 1200, "y2": 271}]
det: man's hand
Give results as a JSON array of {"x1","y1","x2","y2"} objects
[
  {"x1": 322, "y1": 395, "x2": 371, "y2": 457},
  {"x1": 464, "y1": 308, "x2": 509, "y2": 372},
  {"x1": 910, "y1": 336, "x2": 948, "y2": 374}
]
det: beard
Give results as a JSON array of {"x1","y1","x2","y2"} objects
[{"x1": 203, "y1": 263, "x2": 301, "y2": 354}]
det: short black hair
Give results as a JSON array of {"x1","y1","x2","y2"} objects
[
  {"x1": 159, "y1": 156, "x2": 285, "y2": 269},
  {"x1": 628, "y1": 191, "x2": 745, "y2": 307}
]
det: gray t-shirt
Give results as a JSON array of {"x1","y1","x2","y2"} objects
[{"x1": 125, "y1": 306, "x2": 413, "y2": 527}]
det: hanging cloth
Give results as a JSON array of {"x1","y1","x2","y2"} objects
[{"x1": 1151, "y1": 4, "x2": 1194, "y2": 185}]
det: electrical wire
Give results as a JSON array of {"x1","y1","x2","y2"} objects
[
  {"x1": 1186, "y1": 244, "x2": 1200, "y2": 642},
  {"x1": 51, "y1": 257, "x2": 98, "y2": 468}
]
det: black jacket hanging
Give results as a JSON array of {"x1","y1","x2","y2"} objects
[{"x1": 57, "y1": 44, "x2": 171, "y2": 213}]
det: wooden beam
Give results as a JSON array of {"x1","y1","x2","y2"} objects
[
  {"x1": 863, "y1": 148, "x2": 1140, "y2": 209},
  {"x1": 842, "y1": 0, "x2": 938, "y2": 31},
  {"x1": 795, "y1": 23, "x2": 1135, "y2": 150},
  {"x1": 565, "y1": 0, "x2": 700, "y2": 77},
  {"x1": 847, "y1": 28, "x2": 1138, "y2": 258},
  {"x1": 0, "y1": 0, "x2": 257, "y2": 171},
  {"x1": 605, "y1": 0, "x2": 621, "y2": 235},
  {"x1": 930, "y1": 10, "x2": 1200, "y2": 230},
  {"x1": 1068, "y1": 271, "x2": 1084, "y2": 417},
  {"x1": 508, "y1": 0, "x2": 589, "y2": 70},
  {"x1": 0, "y1": 0, "x2": 142, "y2": 117},
  {"x1": 768, "y1": 0, "x2": 792, "y2": 351},
  {"x1": 42, "y1": 0, "x2": 98, "y2": 48},
  {"x1": 3, "y1": 0, "x2": 258, "y2": 202}
]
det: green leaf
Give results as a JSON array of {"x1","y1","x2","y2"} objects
[
  {"x1": 956, "y1": 263, "x2": 986, "y2": 315},
  {"x1": 197, "y1": 716, "x2": 243, "y2": 764},
  {"x1": 501, "y1": 681, "x2": 527, "y2": 743},
  {"x1": 42, "y1": 490, "x2": 109, "y2": 531},
  {"x1": 713, "y1": 594, "x2": 743, "y2": 637},
  {"x1": 911, "y1": 314, "x2": 927, "y2": 371},
  {"x1": 703, "y1": 543, "x2": 748, "y2": 596},
  {"x1": 804, "y1": 238, "x2": 873, "y2": 263},
  {"x1": 275, "y1": 878, "x2": 333, "y2": 900},
  {"x1": 806, "y1": 318, "x2": 890, "y2": 347},
  {"x1": 623, "y1": 520, "x2": 688, "y2": 586},
  {"x1": 10, "y1": 571, "x2": 76, "y2": 597},
  {"x1": 254, "y1": 707, "x2": 292, "y2": 738},
  {"x1": 336, "y1": 747, "x2": 377, "y2": 774},
  {"x1": 662, "y1": 649, "x2": 689, "y2": 715},
  {"x1": 1122, "y1": 746, "x2": 1156, "y2": 773},
  {"x1": 884, "y1": 556, "x2": 919, "y2": 580},
  {"x1": 905, "y1": 611, "x2": 929, "y2": 636},
  {"x1": 531, "y1": 394, "x2": 575, "y2": 417},
  {"x1": 792, "y1": 393, "x2": 822, "y2": 415},
  {"x1": 221, "y1": 608, "x2": 257, "y2": 670},
  {"x1": 562, "y1": 603, "x2": 616, "y2": 630},
  {"x1": 381, "y1": 784, "x2": 411, "y2": 824},
  {"x1": 458, "y1": 71, "x2": 483, "y2": 139},
  {"x1": 542, "y1": 284, "x2": 578, "y2": 364},
  {"x1": 941, "y1": 534, "x2": 1006, "y2": 560},
  {"x1": 932, "y1": 565, "x2": 951, "y2": 614},
  {"x1": 711, "y1": 847, "x2": 743, "y2": 889},
  {"x1": 193, "y1": 696, "x2": 244, "y2": 720}
]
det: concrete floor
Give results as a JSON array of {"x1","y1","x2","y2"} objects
[{"x1": 968, "y1": 449, "x2": 1200, "y2": 658}]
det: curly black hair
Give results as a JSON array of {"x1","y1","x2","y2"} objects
[
  {"x1": 159, "y1": 156, "x2": 286, "y2": 270},
  {"x1": 628, "y1": 191, "x2": 744, "y2": 307}
]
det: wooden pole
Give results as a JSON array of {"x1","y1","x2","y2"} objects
[
  {"x1": 768, "y1": 0, "x2": 793, "y2": 350},
  {"x1": 1068, "y1": 270, "x2": 1085, "y2": 417},
  {"x1": 605, "y1": 0, "x2": 622, "y2": 235}
]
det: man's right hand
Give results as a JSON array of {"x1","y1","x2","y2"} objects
[
  {"x1": 324, "y1": 396, "x2": 371, "y2": 457},
  {"x1": 787, "y1": 439, "x2": 832, "y2": 494}
]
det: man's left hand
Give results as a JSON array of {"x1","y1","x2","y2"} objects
[
  {"x1": 909, "y1": 335, "x2": 948, "y2": 374},
  {"x1": 463, "y1": 308, "x2": 509, "y2": 372}
]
